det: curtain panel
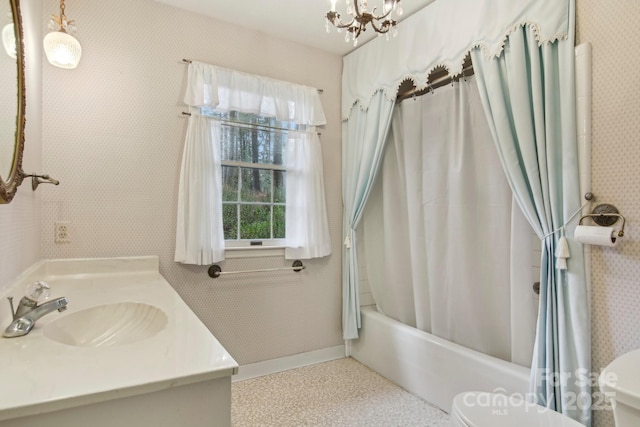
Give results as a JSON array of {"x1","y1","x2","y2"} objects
[
  {"x1": 176, "y1": 62, "x2": 330, "y2": 265},
  {"x1": 175, "y1": 116, "x2": 225, "y2": 265},
  {"x1": 285, "y1": 131, "x2": 332, "y2": 260},
  {"x1": 342, "y1": 91, "x2": 395, "y2": 339},
  {"x1": 471, "y1": 21, "x2": 590, "y2": 425}
]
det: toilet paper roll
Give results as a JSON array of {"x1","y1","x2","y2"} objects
[{"x1": 574, "y1": 225, "x2": 619, "y2": 247}]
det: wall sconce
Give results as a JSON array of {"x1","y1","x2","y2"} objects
[
  {"x1": 2, "y1": 23, "x2": 16, "y2": 59},
  {"x1": 43, "y1": 0, "x2": 81, "y2": 69}
]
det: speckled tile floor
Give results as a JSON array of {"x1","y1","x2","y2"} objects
[{"x1": 232, "y1": 357, "x2": 450, "y2": 427}]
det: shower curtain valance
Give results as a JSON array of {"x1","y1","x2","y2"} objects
[
  {"x1": 185, "y1": 61, "x2": 327, "y2": 126},
  {"x1": 341, "y1": 0, "x2": 570, "y2": 119}
]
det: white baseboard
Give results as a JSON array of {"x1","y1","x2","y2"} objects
[{"x1": 232, "y1": 345, "x2": 346, "y2": 382}]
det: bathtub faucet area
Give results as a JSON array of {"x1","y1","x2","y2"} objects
[{"x1": 3, "y1": 281, "x2": 68, "y2": 338}]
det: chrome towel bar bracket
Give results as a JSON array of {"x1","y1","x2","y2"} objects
[{"x1": 208, "y1": 260, "x2": 305, "y2": 279}]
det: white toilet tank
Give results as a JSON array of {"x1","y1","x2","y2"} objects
[{"x1": 600, "y1": 348, "x2": 640, "y2": 427}]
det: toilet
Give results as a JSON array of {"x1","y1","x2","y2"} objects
[
  {"x1": 599, "y1": 348, "x2": 640, "y2": 427},
  {"x1": 450, "y1": 391, "x2": 584, "y2": 426}
]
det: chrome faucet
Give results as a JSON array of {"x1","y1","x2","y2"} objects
[{"x1": 3, "y1": 282, "x2": 69, "y2": 338}]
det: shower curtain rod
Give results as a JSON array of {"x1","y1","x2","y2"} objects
[
  {"x1": 397, "y1": 57, "x2": 474, "y2": 102},
  {"x1": 181, "y1": 59, "x2": 324, "y2": 94}
]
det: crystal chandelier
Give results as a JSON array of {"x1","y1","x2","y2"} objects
[
  {"x1": 43, "y1": 0, "x2": 81, "y2": 69},
  {"x1": 326, "y1": 0, "x2": 403, "y2": 47}
]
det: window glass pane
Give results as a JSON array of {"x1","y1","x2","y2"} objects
[
  {"x1": 239, "y1": 128, "x2": 261, "y2": 164},
  {"x1": 270, "y1": 132, "x2": 286, "y2": 166},
  {"x1": 273, "y1": 170, "x2": 286, "y2": 203},
  {"x1": 222, "y1": 166, "x2": 238, "y2": 201},
  {"x1": 241, "y1": 168, "x2": 271, "y2": 203},
  {"x1": 273, "y1": 205, "x2": 285, "y2": 239},
  {"x1": 240, "y1": 205, "x2": 271, "y2": 239},
  {"x1": 220, "y1": 126, "x2": 239, "y2": 161},
  {"x1": 222, "y1": 204, "x2": 238, "y2": 240}
]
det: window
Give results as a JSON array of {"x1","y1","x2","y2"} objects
[
  {"x1": 202, "y1": 109, "x2": 303, "y2": 247},
  {"x1": 177, "y1": 62, "x2": 330, "y2": 265}
]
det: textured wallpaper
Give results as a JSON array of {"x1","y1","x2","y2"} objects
[
  {"x1": 39, "y1": 0, "x2": 344, "y2": 365},
  {"x1": 576, "y1": 1, "x2": 640, "y2": 426}
]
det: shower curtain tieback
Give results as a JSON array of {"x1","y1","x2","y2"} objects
[{"x1": 542, "y1": 200, "x2": 589, "y2": 270}]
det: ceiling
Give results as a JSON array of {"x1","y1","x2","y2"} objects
[{"x1": 154, "y1": 0, "x2": 435, "y2": 56}]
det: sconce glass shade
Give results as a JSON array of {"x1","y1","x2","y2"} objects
[
  {"x1": 2, "y1": 23, "x2": 16, "y2": 59},
  {"x1": 43, "y1": 30, "x2": 81, "y2": 69}
]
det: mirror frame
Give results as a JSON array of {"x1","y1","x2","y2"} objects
[{"x1": 0, "y1": 0, "x2": 25, "y2": 204}]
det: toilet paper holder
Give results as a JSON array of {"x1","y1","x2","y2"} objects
[{"x1": 578, "y1": 203, "x2": 626, "y2": 237}]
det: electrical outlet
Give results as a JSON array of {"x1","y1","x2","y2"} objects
[{"x1": 54, "y1": 221, "x2": 71, "y2": 243}]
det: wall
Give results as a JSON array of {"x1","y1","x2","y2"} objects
[
  {"x1": 39, "y1": 0, "x2": 343, "y2": 365},
  {"x1": 576, "y1": 1, "x2": 640, "y2": 426},
  {"x1": 0, "y1": 0, "x2": 41, "y2": 292}
]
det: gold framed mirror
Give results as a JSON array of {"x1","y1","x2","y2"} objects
[{"x1": 0, "y1": 0, "x2": 25, "y2": 204}]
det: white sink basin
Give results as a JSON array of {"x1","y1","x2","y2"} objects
[{"x1": 44, "y1": 302, "x2": 168, "y2": 347}]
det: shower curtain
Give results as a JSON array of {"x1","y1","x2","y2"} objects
[
  {"x1": 362, "y1": 77, "x2": 536, "y2": 364},
  {"x1": 341, "y1": 1, "x2": 589, "y2": 423}
]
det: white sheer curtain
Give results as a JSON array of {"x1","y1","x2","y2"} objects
[
  {"x1": 176, "y1": 61, "x2": 330, "y2": 265},
  {"x1": 175, "y1": 116, "x2": 225, "y2": 264},
  {"x1": 285, "y1": 131, "x2": 331, "y2": 260},
  {"x1": 362, "y1": 77, "x2": 537, "y2": 363}
]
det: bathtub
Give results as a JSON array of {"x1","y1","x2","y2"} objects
[{"x1": 349, "y1": 305, "x2": 530, "y2": 413}]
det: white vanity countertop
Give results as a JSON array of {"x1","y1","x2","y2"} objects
[{"x1": 0, "y1": 256, "x2": 238, "y2": 421}]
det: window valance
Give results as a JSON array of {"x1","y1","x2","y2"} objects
[
  {"x1": 341, "y1": 0, "x2": 571, "y2": 120},
  {"x1": 184, "y1": 61, "x2": 327, "y2": 126}
]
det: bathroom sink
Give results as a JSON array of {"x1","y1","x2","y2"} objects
[{"x1": 44, "y1": 302, "x2": 167, "y2": 347}]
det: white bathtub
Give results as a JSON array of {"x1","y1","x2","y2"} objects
[{"x1": 349, "y1": 305, "x2": 530, "y2": 413}]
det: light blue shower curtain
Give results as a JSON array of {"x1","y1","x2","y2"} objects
[
  {"x1": 342, "y1": 91, "x2": 395, "y2": 339},
  {"x1": 471, "y1": 21, "x2": 591, "y2": 426}
]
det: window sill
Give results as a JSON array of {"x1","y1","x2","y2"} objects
[{"x1": 225, "y1": 246, "x2": 286, "y2": 259}]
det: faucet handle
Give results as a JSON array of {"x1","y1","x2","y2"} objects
[
  {"x1": 7, "y1": 296, "x2": 15, "y2": 318},
  {"x1": 25, "y1": 281, "x2": 51, "y2": 303}
]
